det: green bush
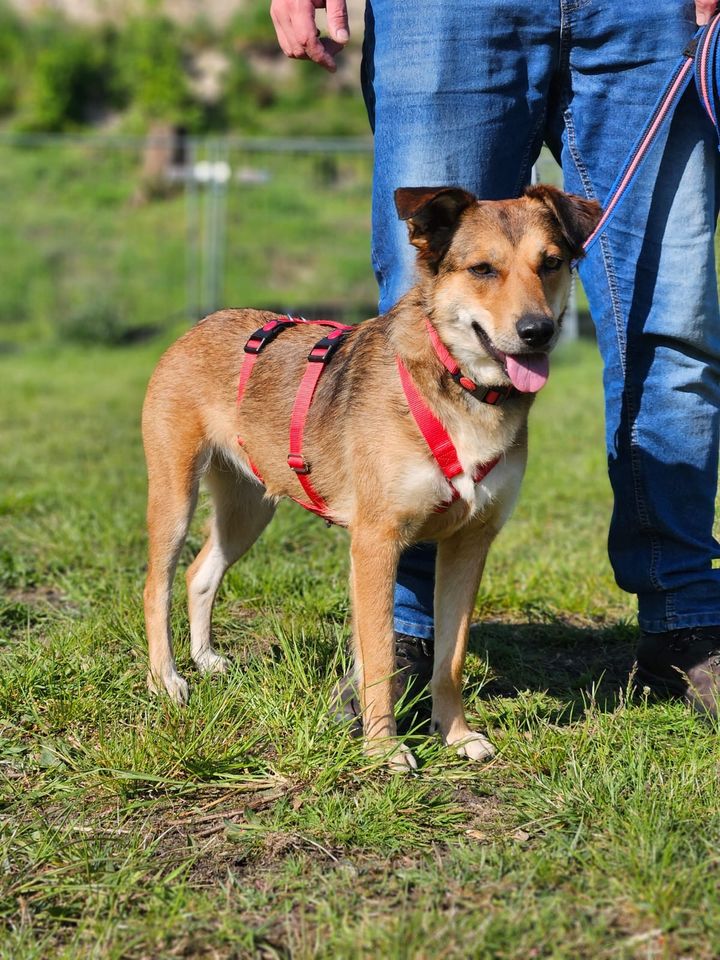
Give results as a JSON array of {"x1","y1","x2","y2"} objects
[
  {"x1": 57, "y1": 300, "x2": 127, "y2": 345},
  {"x1": 116, "y1": 15, "x2": 196, "y2": 125},
  {"x1": 226, "y1": 5, "x2": 278, "y2": 51},
  {"x1": 223, "y1": 56, "x2": 276, "y2": 132},
  {"x1": 0, "y1": 3, "x2": 369, "y2": 136},
  {"x1": 17, "y1": 24, "x2": 119, "y2": 131},
  {"x1": 0, "y1": 2, "x2": 27, "y2": 117}
]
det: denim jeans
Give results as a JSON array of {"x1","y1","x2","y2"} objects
[{"x1": 362, "y1": 0, "x2": 720, "y2": 636}]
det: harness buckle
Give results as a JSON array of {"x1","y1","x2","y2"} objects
[
  {"x1": 307, "y1": 332, "x2": 346, "y2": 363},
  {"x1": 287, "y1": 453, "x2": 311, "y2": 475},
  {"x1": 244, "y1": 319, "x2": 296, "y2": 355}
]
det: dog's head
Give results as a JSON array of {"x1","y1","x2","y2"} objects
[{"x1": 394, "y1": 184, "x2": 602, "y2": 392}]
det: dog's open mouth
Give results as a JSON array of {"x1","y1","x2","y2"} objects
[{"x1": 472, "y1": 322, "x2": 550, "y2": 394}]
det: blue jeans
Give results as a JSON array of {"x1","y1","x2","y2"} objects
[{"x1": 362, "y1": 0, "x2": 720, "y2": 636}]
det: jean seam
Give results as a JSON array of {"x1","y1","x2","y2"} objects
[
  {"x1": 625, "y1": 382, "x2": 665, "y2": 591},
  {"x1": 665, "y1": 591, "x2": 677, "y2": 630},
  {"x1": 369, "y1": 230, "x2": 386, "y2": 305},
  {"x1": 561, "y1": 0, "x2": 592, "y2": 12},
  {"x1": 564, "y1": 109, "x2": 628, "y2": 368},
  {"x1": 597, "y1": 236, "x2": 627, "y2": 371},
  {"x1": 514, "y1": 107, "x2": 547, "y2": 196},
  {"x1": 639, "y1": 610, "x2": 720, "y2": 632}
]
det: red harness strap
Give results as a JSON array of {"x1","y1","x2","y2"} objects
[
  {"x1": 396, "y1": 357, "x2": 463, "y2": 482},
  {"x1": 236, "y1": 317, "x2": 351, "y2": 523},
  {"x1": 396, "y1": 351, "x2": 501, "y2": 513},
  {"x1": 287, "y1": 328, "x2": 348, "y2": 517}
]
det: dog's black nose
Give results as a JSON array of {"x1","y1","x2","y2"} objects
[{"x1": 515, "y1": 314, "x2": 555, "y2": 347}]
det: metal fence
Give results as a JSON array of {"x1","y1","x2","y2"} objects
[{"x1": 0, "y1": 133, "x2": 580, "y2": 347}]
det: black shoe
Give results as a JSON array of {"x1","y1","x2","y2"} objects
[
  {"x1": 329, "y1": 634, "x2": 435, "y2": 736},
  {"x1": 636, "y1": 626, "x2": 720, "y2": 716}
]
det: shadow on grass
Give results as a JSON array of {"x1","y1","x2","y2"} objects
[{"x1": 465, "y1": 618, "x2": 639, "y2": 718}]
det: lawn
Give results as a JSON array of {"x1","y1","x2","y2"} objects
[{"x1": 2, "y1": 334, "x2": 720, "y2": 959}]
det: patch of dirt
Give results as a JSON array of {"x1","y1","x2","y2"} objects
[
  {"x1": 6, "y1": 584, "x2": 70, "y2": 610},
  {"x1": 1, "y1": 584, "x2": 80, "y2": 640}
]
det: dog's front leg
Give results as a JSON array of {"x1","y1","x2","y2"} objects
[
  {"x1": 349, "y1": 526, "x2": 415, "y2": 772},
  {"x1": 432, "y1": 526, "x2": 497, "y2": 762}
]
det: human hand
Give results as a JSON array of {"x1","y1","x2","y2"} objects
[
  {"x1": 270, "y1": 0, "x2": 350, "y2": 72},
  {"x1": 696, "y1": 1, "x2": 718, "y2": 25}
]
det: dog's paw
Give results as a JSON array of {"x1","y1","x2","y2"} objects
[
  {"x1": 366, "y1": 739, "x2": 418, "y2": 774},
  {"x1": 147, "y1": 669, "x2": 189, "y2": 706},
  {"x1": 194, "y1": 650, "x2": 230, "y2": 676},
  {"x1": 449, "y1": 731, "x2": 495, "y2": 762},
  {"x1": 388, "y1": 741, "x2": 418, "y2": 773}
]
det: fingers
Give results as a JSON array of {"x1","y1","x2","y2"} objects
[
  {"x1": 696, "y1": 0, "x2": 718, "y2": 25},
  {"x1": 270, "y1": 0, "x2": 345, "y2": 72},
  {"x1": 325, "y1": 0, "x2": 350, "y2": 44}
]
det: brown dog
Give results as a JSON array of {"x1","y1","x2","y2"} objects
[{"x1": 142, "y1": 184, "x2": 601, "y2": 771}]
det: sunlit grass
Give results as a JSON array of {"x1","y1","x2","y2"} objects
[{"x1": 2, "y1": 337, "x2": 718, "y2": 959}]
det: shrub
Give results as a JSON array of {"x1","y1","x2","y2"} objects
[
  {"x1": 17, "y1": 24, "x2": 119, "y2": 131},
  {"x1": 226, "y1": 6, "x2": 278, "y2": 51},
  {"x1": 223, "y1": 56, "x2": 275, "y2": 132},
  {"x1": 0, "y1": 3, "x2": 24, "y2": 116},
  {"x1": 57, "y1": 300, "x2": 127, "y2": 345},
  {"x1": 116, "y1": 15, "x2": 194, "y2": 125}
]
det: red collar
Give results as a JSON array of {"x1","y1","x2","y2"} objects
[{"x1": 424, "y1": 318, "x2": 515, "y2": 406}]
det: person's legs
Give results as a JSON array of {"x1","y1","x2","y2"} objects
[
  {"x1": 555, "y1": 1, "x2": 720, "y2": 622},
  {"x1": 363, "y1": 0, "x2": 560, "y2": 641},
  {"x1": 549, "y1": 2, "x2": 720, "y2": 705}
]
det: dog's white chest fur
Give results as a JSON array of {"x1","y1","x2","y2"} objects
[{"x1": 398, "y1": 417, "x2": 525, "y2": 525}]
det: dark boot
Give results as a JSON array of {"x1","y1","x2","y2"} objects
[
  {"x1": 635, "y1": 626, "x2": 720, "y2": 716},
  {"x1": 329, "y1": 634, "x2": 435, "y2": 736}
]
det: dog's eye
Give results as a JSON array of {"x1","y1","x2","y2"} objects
[
  {"x1": 469, "y1": 262, "x2": 496, "y2": 278},
  {"x1": 542, "y1": 256, "x2": 564, "y2": 272}
]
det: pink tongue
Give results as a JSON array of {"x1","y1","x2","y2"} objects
[{"x1": 505, "y1": 353, "x2": 550, "y2": 393}]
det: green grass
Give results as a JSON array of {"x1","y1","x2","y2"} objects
[{"x1": 2, "y1": 335, "x2": 720, "y2": 959}]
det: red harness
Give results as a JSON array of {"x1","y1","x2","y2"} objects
[
  {"x1": 395, "y1": 319, "x2": 512, "y2": 512},
  {"x1": 236, "y1": 316, "x2": 514, "y2": 524},
  {"x1": 236, "y1": 316, "x2": 352, "y2": 522}
]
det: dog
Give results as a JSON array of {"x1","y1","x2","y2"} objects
[{"x1": 142, "y1": 183, "x2": 601, "y2": 771}]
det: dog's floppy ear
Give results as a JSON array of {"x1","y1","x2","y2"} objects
[
  {"x1": 394, "y1": 186, "x2": 477, "y2": 271},
  {"x1": 524, "y1": 184, "x2": 602, "y2": 259}
]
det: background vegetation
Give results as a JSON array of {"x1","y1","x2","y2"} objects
[{"x1": 0, "y1": 1, "x2": 369, "y2": 136}]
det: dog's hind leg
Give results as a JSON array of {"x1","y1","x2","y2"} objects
[
  {"x1": 187, "y1": 456, "x2": 275, "y2": 676},
  {"x1": 431, "y1": 526, "x2": 497, "y2": 762},
  {"x1": 350, "y1": 526, "x2": 415, "y2": 771},
  {"x1": 144, "y1": 442, "x2": 206, "y2": 706}
]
